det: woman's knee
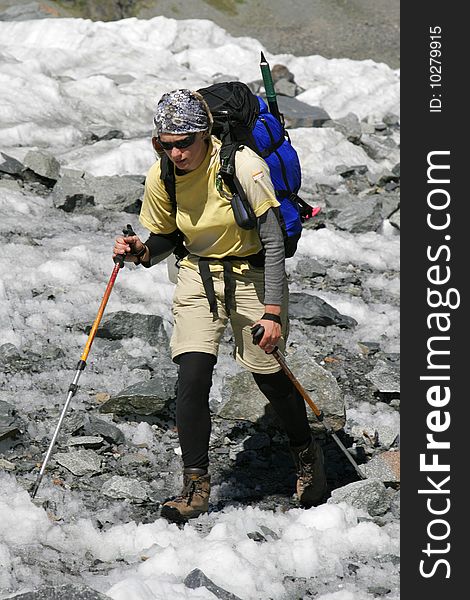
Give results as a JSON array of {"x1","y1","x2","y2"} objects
[{"x1": 177, "y1": 351, "x2": 216, "y2": 390}]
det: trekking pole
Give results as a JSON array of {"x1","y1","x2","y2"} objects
[
  {"x1": 251, "y1": 325, "x2": 366, "y2": 479},
  {"x1": 260, "y1": 51, "x2": 283, "y2": 124},
  {"x1": 30, "y1": 224, "x2": 136, "y2": 499}
]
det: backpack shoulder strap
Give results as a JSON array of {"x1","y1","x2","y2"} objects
[
  {"x1": 159, "y1": 154, "x2": 176, "y2": 212},
  {"x1": 158, "y1": 155, "x2": 189, "y2": 260},
  {"x1": 218, "y1": 142, "x2": 257, "y2": 230},
  {"x1": 218, "y1": 141, "x2": 239, "y2": 193}
]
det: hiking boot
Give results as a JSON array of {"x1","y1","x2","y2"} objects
[
  {"x1": 290, "y1": 437, "x2": 327, "y2": 507},
  {"x1": 161, "y1": 468, "x2": 210, "y2": 522}
]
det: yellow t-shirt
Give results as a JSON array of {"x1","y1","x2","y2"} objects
[{"x1": 139, "y1": 137, "x2": 279, "y2": 271}]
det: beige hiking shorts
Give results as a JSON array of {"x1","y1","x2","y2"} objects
[{"x1": 170, "y1": 262, "x2": 289, "y2": 374}]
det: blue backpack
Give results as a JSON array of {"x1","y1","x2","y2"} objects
[{"x1": 160, "y1": 81, "x2": 317, "y2": 258}]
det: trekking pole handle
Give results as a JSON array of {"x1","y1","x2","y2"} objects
[
  {"x1": 251, "y1": 323, "x2": 277, "y2": 350},
  {"x1": 114, "y1": 223, "x2": 137, "y2": 267}
]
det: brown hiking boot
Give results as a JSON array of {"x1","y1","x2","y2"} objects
[
  {"x1": 161, "y1": 469, "x2": 211, "y2": 522},
  {"x1": 290, "y1": 437, "x2": 327, "y2": 507}
]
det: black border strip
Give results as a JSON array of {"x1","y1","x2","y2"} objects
[{"x1": 401, "y1": 3, "x2": 466, "y2": 598}]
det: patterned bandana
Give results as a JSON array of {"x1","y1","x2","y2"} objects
[{"x1": 153, "y1": 89, "x2": 210, "y2": 135}]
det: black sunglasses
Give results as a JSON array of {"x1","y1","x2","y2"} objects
[{"x1": 157, "y1": 132, "x2": 197, "y2": 150}]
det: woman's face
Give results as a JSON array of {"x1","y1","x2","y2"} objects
[{"x1": 158, "y1": 131, "x2": 208, "y2": 172}]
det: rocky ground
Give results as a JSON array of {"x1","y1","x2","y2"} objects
[
  {"x1": 0, "y1": 0, "x2": 400, "y2": 68},
  {"x1": 0, "y1": 64, "x2": 400, "y2": 598}
]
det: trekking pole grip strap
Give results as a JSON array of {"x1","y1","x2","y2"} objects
[
  {"x1": 114, "y1": 223, "x2": 137, "y2": 267},
  {"x1": 261, "y1": 312, "x2": 282, "y2": 325}
]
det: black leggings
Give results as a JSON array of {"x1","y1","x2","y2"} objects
[
  {"x1": 176, "y1": 352, "x2": 311, "y2": 470},
  {"x1": 252, "y1": 369, "x2": 311, "y2": 447},
  {"x1": 176, "y1": 352, "x2": 216, "y2": 471}
]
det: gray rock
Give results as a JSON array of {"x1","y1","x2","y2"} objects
[
  {"x1": 86, "y1": 126, "x2": 125, "y2": 142},
  {"x1": 374, "y1": 122, "x2": 388, "y2": 132},
  {"x1": 360, "y1": 122, "x2": 376, "y2": 135},
  {"x1": 260, "y1": 525, "x2": 280, "y2": 540},
  {"x1": 61, "y1": 167, "x2": 86, "y2": 178},
  {"x1": 0, "y1": 2, "x2": 61, "y2": 21},
  {"x1": 120, "y1": 453, "x2": 150, "y2": 468},
  {"x1": 100, "y1": 376, "x2": 177, "y2": 417},
  {"x1": 380, "y1": 194, "x2": 400, "y2": 219},
  {"x1": 383, "y1": 113, "x2": 400, "y2": 126},
  {"x1": 52, "y1": 173, "x2": 143, "y2": 213},
  {"x1": 61, "y1": 411, "x2": 86, "y2": 436},
  {"x1": 0, "y1": 458, "x2": 15, "y2": 471},
  {"x1": 9, "y1": 583, "x2": 111, "y2": 599},
  {"x1": 68, "y1": 436, "x2": 104, "y2": 449},
  {"x1": 328, "y1": 478, "x2": 391, "y2": 516},
  {"x1": 91, "y1": 311, "x2": 168, "y2": 346},
  {"x1": 219, "y1": 372, "x2": 270, "y2": 423},
  {"x1": 331, "y1": 195, "x2": 383, "y2": 233},
  {"x1": 289, "y1": 293, "x2": 357, "y2": 329},
  {"x1": 274, "y1": 78, "x2": 298, "y2": 97},
  {"x1": 184, "y1": 568, "x2": 243, "y2": 600},
  {"x1": 350, "y1": 424, "x2": 398, "y2": 449},
  {"x1": 85, "y1": 175, "x2": 144, "y2": 213},
  {"x1": 362, "y1": 450, "x2": 400, "y2": 483},
  {"x1": 0, "y1": 397, "x2": 22, "y2": 448},
  {"x1": 294, "y1": 257, "x2": 327, "y2": 278},
  {"x1": 367, "y1": 586, "x2": 392, "y2": 597},
  {"x1": 23, "y1": 149, "x2": 60, "y2": 182},
  {"x1": 365, "y1": 359, "x2": 400, "y2": 393},
  {"x1": 0, "y1": 178, "x2": 22, "y2": 192},
  {"x1": 384, "y1": 181, "x2": 399, "y2": 192},
  {"x1": 325, "y1": 193, "x2": 355, "y2": 211},
  {"x1": 0, "y1": 152, "x2": 25, "y2": 176},
  {"x1": 247, "y1": 531, "x2": 266, "y2": 542},
  {"x1": 0, "y1": 425, "x2": 20, "y2": 444},
  {"x1": 219, "y1": 348, "x2": 345, "y2": 433},
  {"x1": 84, "y1": 417, "x2": 125, "y2": 445},
  {"x1": 101, "y1": 475, "x2": 148, "y2": 501},
  {"x1": 271, "y1": 64, "x2": 296, "y2": 83},
  {"x1": 357, "y1": 341, "x2": 381, "y2": 355},
  {"x1": 1, "y1": 343, "x2": 65, "y2": 374},
  {"x1": 276, "y1": 96, "x2": 330, "y2": 129},
  {"x1": 389, "y1": 207, "x2": 400, "y2": 230},
  {"x1": 390, "y1": 489, "x2": 400, "y2": 518},
  {"x1": 55, "y1": 449, "x2": 102, "y2": 476},
  {"x1": 360, "y1": 134, "x2": 398, "y2": 160},
  {"x1": 285, "y1": 346, "x2": 346, "y2": 431},
  {"x1": 322, "y1": 112, "x2": 362, "y2": 143},
  {"x1": 375, "y1": 170, "x2": 400, "y2": 188},
  {"x1": 52, "y1": 174, "x2": 95, "y2": 212},
  {"x1": 0, "y1": 399, "x2": 15, "y2": 418},
  {"x1": 335, "y1": 164, "x2": 368, "y2": 178}
]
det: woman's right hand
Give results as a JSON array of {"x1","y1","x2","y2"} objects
[{"x1": 113, "y1": 235, "x2": 145, "y2": 262}]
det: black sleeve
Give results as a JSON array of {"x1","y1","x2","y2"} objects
[{"x1": 140, "y1": 230, "x2": 179, "y2": 268}]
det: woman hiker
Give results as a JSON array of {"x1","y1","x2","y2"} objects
[{"x1": 113, "y1": 89, "x2": 327, "y2": 521}]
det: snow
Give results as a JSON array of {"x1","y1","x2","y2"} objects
[
  {"x1": 0, "y1": 474, "x2": 398, "y2": 600},
  {"x1": 0, "y1": 15, "x2": 399, "y2": 600}
]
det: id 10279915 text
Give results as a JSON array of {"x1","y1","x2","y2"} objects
[{"x1": 429, "y1": 26, "x2": 443, "y2": 113}]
